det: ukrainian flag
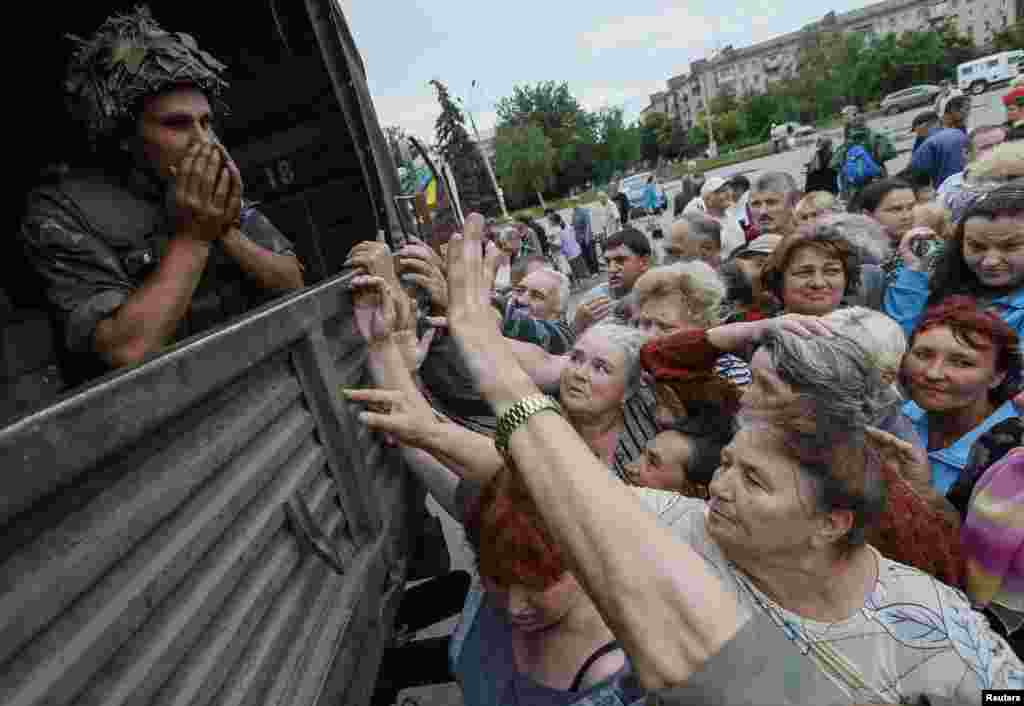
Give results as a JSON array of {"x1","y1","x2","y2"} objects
[{"x1": 418, "y1": 168, "x2": 437, "y2": 208}]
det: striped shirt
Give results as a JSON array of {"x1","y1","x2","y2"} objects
[{"x1": 610, "y1": 385, "x2": 660, "y2": 482}]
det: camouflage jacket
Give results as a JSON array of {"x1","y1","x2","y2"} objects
[{"x1": 19, "y1": 166, "x2": 296, "y2": 387}]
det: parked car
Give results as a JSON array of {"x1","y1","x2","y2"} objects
[
  {"x1": 619, "y1": 173, "x2": 668, "y2": 213},
  {"x1": 880, "y1": 84, "x2": 943, "y2": 115},
  {"x1": 957, "y1": 50, "x2": 1024, "y2": 95}
]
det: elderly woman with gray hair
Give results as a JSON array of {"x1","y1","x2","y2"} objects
[
  {"x1": 404, "y1": 216, "x2": 1022, "y2": 704},
  {"x1": 350, "y1": 311, "x2": 656, "y2": 484}
]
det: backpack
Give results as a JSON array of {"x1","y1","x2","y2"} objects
[{"x1": 842, "y1": 143, "x2": 883, "y2": 189}]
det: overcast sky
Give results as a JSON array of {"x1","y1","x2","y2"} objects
[{"x1": 341, "y1": 0, "x2": 880, "y2": 143}]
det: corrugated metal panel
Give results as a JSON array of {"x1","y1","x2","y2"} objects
[{"x1": 0, "y1": 274, "x2": 414, "y2": 706}]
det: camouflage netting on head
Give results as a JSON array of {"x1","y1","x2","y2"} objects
[{"x1": 64, "y1": 5, "x2": 229, "y2": 147}]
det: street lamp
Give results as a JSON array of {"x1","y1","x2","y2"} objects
[{"x1": 461, "y1": 80, "x2": 509, "y2": 218}]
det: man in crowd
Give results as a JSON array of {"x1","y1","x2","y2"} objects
[
  {"x1": 663, "y1": 215, "x2": 723, "y2": 269},
  {"x1": 720, "y1": 234, "x2": 781, "y2": 322},
  {"x1": 747, "y1": 172, "x2": 800, "y2": 238},
  {"x1": 910, "y1": 111, "x2": 940, "y2": 154},
  {"x1": 572, "y1": 228, "x2": 652, "y2": 335},
  {"x1": 831, "y1": 113, "x2": 897, "y2": 201},
  {"x1": 910, "y1": 103, "x2": 970, "y2": 189},
  {"x1": 683, "y1": 176, "x2": 746, "y2": 257},
  {"x1": 572, "y1": 205, "x2": 599, "y2": 276},
  {"x1": 941, "y1": 93, "x2": 971, "y2": 134},
  {"x1": 19, "y1": 7, "x2": 304, "y2": 388},
  {"x1": 502, "y1": 267, "x2": 574, "y2": 355}
]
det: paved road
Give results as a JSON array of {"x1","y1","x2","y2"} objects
[{"x1": 668, "y1": 88, "x2": 1008, "y2": 193}]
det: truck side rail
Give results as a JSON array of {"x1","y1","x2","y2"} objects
[{"x1": 0, "y1": 273, "x2": 413, "y2": 706}]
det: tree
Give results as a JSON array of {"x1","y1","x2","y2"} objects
[
  {"x1": 640, "y1": 112, "x2": 673, "y2": 162},
  {"x1": 495, "y1": 81, "x2": 596, "y2": 192},
  {"x1": 494, "y1": 123, "x2": 556, "y2": 208},
  {"x1": 991, "y1": 22, "x2": 1024, "y2": 52},
  {"x1": 593, "y1": 107, "x2": 641, "y2": 181},
  {"x1": 430, "y1": 79, "x2": 497, "y2": 216}
]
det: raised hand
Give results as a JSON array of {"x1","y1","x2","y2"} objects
[
  {"x1": 766, "y1": 313, "x2": 842, "y2": 339},
  {"x1": 396, "y1": 251, "x2": 449, "y2": 315},
  {"x1": 397, "y1": 236, "x2": 446, "y2": 275},
  {"x1": 349, "y1": 275, "x2": 399, "y2": 346},
  {"x1": 345, "y1": 242, "x2": 414, "y2": 332},
  {"x1": 168, "y1": 141, "x2": 240, "y2": 242},
  {"x1": 865, "y1": 426, "x2": 933, "y2": 494},
  {"x1": 342, "y1": 387, "x2": 439, "y2": 450},
  {"x1": 445, "y1": 214, "x2": 534, "y2": 411},
  {"x1": 574, "y1": 295, "x2": 613, "y2": 335},
  {"x1": 897, "y1": 226, "x2": 935, "y2": 273}
]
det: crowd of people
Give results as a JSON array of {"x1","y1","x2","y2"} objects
[
  {"x1": 350, "y1": 83, "x2": 1024, "y2": 706},
  {"x1": 13, "y1": 7, "x2": 1024, "y2": 706}
]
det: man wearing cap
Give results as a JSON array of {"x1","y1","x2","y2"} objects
[
  {"x1": 19, "y1": 7, "x2": 304, "y2": 388},
  {"x1": 910, "y1": 106, "x2": 970, "y2": 190},
  {"x1": 911, "y1": 111, "x2": 940, "y2": 154},
  {"x1": 720, "y1": 234, "x2": 782, "y2": 323},
  {"x1": 941, "y1": 93, "x2": 971, "y2": 134},
  {"x1": 1003, "y1": 85, "x2": 1024, "y2": 140},
  {"x1": 682, "y1": 177, "x2": 745, "y2": 257}
]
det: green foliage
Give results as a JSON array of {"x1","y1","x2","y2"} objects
[
  {"x1": 640, "y1": 112, "x2": 674, "y2": 162},
  {"x1": 494, "y1": 123, "x2": 556, "y2": 204},
  {"x1": 700, "y1": 22, "x2": 978, "y2": 153},
  {"x1": 991, "y1": 22, "x2": 1024, "y2": 52},
  {"x1": 430, "y1": 79, "x2": 498, "y2": 216}
]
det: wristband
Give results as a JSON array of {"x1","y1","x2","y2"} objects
[{"x1": 494, "y1": 393, "x2": 563, "y2": 459}]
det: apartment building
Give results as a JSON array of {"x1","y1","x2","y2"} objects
[{"x1": 654, "y1": 0, "x2": 1018, "y2": 128}]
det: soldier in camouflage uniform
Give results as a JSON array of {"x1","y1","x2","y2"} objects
[{"x1": 19, "y1": 7, "x2": 304, "y2": 388}]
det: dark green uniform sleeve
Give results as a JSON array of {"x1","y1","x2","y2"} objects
[
  {"x1": 239, "y1": 206, "x2": 297, "y2": 258},
  {"x1": 20, "y1": 189, "x2": 135, "y2": 354}
]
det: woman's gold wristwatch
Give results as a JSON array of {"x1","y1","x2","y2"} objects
[{"x1": 494, "y1": 393, "x2": 563, "y2": 459}]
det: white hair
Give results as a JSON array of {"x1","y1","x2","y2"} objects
[
  {"x1": 633, "y1": 260, "x2": 728, "y2": 327},
  {"x1": 580, "y1": 323, "x2": 652, "y2": 397},
  {"x1": 819, "y1": 213, "x2": 891, "y2": 265},
  {"x1": 825, "y1": 306, "x2": 908, "y2": 376}
]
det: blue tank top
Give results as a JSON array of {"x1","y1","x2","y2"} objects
[{"x1": 449, "y1": 585, "x2": 647, "y2": 706}]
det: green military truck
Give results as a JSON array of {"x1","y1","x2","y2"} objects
[{"x1": 1, "y1": 2, "x2": 449, "y2": 705}]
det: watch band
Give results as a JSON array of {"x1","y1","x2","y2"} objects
[{"x1": 494, "y1": 393, "x2": 563, "y2": 459}]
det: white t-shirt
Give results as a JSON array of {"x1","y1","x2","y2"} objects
[{"x1": 633, "y1": 490, "x2": 1024, "y2": 705}]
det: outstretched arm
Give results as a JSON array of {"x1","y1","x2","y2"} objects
[{"x1": 442, "y1": 215, "x2": 742, "y2": 689}]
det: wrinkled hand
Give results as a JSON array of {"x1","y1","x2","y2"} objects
[
  {"x1": 345, "y1": 242, "x2": 414, "y2": 331},
  {"x1": 897, "y1": 227, "x2": 933, "y2": 273},
  {"x1": 343, "y1": 387, "x2": 438, "y2": 450},
  {"x1": 865, "y1": 426, "x2": 932, "y2": 492},
  {"x1": 168, "y1": 141, "x2": 241, "y2": 242},
  {"x1": 349, "y1": 275, "x2": 399, "y2": 346},
  {"x1": 396, "y1": 248, "x2": 449, "y2": 315},
  {"x1": 397, "y1": 236, "x2": 446, "y2": 274},
  {"x1": 446, "y1": 214, "x2": 528, "y2": 407},
  {"x1": 346, "y1": 241, "x2": 401, "y2": 287},
  {"x1": 574, "y1": 295, "x2": 613, "y2": 335},
  {"x1": 763, "y1": 313, "x2": 841, "y2": 340}
]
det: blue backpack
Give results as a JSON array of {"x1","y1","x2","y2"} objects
[{"x1": 842, "y1": 144, "x2": 883, "y2": 189}]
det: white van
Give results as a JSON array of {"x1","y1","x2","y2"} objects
[{"x1": 957, "y1": 50, "x2": 1024, "y2": 95}]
